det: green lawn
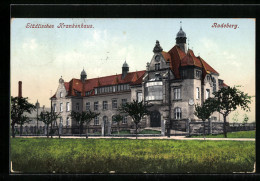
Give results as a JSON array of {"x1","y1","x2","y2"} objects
[
  {"x1": 190, "y1": 131, "x2": 255, "y2": 138},
  {"x1": 111, "y1": 129, "x2": 161, "y2": 135},
  {"x1": 11, "y1": 138, "x2": 255, "y2": 173},
  {"x1": 111, "y1": 130, "x2": 130, "y2": 135}
]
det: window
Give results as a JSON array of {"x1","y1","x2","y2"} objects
[
  {"x1": 113, "y1": 86, "x2": 117, "y2": 92},
  {"x1": 196, "y1": 87, "x2": 200, "y2": 99},
  {"x1": 60, "y1": 103, "x2": 63, "y2": 112},
  {"x1": 66, "y1": 102, "x2": 69, "y2": 111},
  {"x1": 174, "y1": 107, "x2": 182, "y2": 119},
  {"x1": 206, "y1": 89, "x2": 210, "y2": 99},
  {"x1": 112, "y1": 115, "x2": 117, "y2": 124},
  {"x1": 122, "y1": 99, "x2": 127, "y2": 106},
  {"x1": 145, "y1": 81, "x2": 163, "y2": 101},
  {"x1": 86, "y1": 102, "x2": 90, "y2": 110},
  {"x1": 155, "y1": 63, "x2": 160, "y2": 70},
  {"x1": 196, "y1": 70, "x2": 201, "y2": 78},
  {"x1": 85, "y1": 91, "x2": 92, "y2": 96},
  {"x1": 212, "y1": 77, "x2": 217, "y2": 92},
  {"x1": 60, "y1": 92, "x2": 63, "y2": 98},
  {"x1": 94, "y1": 102, "x2": 99, "y2": 110},
  {"x1": 207, "y1": 75, "x2": 211, "y2": 81},
  {"x1": 174, "y1": 88, "x2": 181, "y2": 100},
  {"x1": 103, "y1": 116, "x2": 108, "y2": 125},
  {"x1": 94, "y1": 116, "x2": 99, "y2": 125},
  {"x1": 181, "y1": 70, "x2": 187, "y2": 79},
  {"x1": 122, "y1": 116, "x2": 128, "y2": 124},
  {"x1": 95, "y1": 88, "x2": 98, "y2": 95},
  {"x1": 75, "y1": 90, "x2": 81, "y2": 96},
  {"x1": 76, "y1": 103, "x2": 79, "y2": 111},
  {"x1": 112, "y1": 100, "x2": 117, "y2": 109},
  {"x1": 137, "y1": 92, "x2": 143, "y2": 102},
  {"x1": 53, "y1": 104, "x2": 57, "y2": 112},
  {"x1": 103, "y1": 101, "x2": 108, "y2": 110},
  {"x1": 60, "y1": 117, "x2": 63, "y2": 125},
  {"x1": 66, "y1": 117, "x2": 69, "y2": 126},
  {"x1": 211, "y1": 116, "x2": 217, "y2": 121}
]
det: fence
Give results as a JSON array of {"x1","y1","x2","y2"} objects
[
  {"x1": 169, "y1": 120, "x2": 255, "y2": 136},
  {"x1": 12, "y1": 121, "x2": 255, "y2": 137},
  {"x1": 13, "y1": 125, "x2": 135, "y2": 136}
]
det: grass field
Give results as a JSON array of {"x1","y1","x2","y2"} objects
[
  {"x1": 190, "y1": 131, "x2": 255, "y2": 138},
  {"x1": 111, "y1": 129, "x2": 161, "y2": 135},
  {"x1": 10, "y1": 138, "x2": 255, "y2": 173}
]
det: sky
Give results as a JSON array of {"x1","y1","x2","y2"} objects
[{"x1": 11, "y1": 18, "x2": 255, "y2": 123}]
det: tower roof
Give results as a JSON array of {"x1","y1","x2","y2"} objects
[
  {"x1": 81, "y1": 69, "x2": 87, "y2": 76},
  {"x1": 176, "y1": 27, "x2": 186, "y2": 38},
  {"x1": 122, "y1": 61, "x2": 129, "y2": 68}
]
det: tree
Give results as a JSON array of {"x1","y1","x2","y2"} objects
[
  {"x1": 17, "y1": 115, "x2": 32, "y2": 136},
  {"x1": 11, "y1": 96, "x2": 36, "y2": 138},
  {"x1": 112, "y1": 114, "x2": 123, "y2": 135},
  {"x1": 50, "y1": 111, "x2": 60, "y2": 138},
  {"x1": 70, "y1": 110, "x2": 100, "y2": 138},
  {"x1": 70, "y1": 111, "x2": 83, "y2": 136},
  {"x1": 39, "y1": 111, "x2": 60, "y2": 138},
  {"x1": 39, "y1": 112, "x2": 50, "y2": 138},
  {"x1": 83, "y1": 110, "x2": 100, "y2": 139},
  {"x1": 213, "y1": 86, "x2": 252, "y2": 138},
  {"x1": 194, "y1": 97, "x2": 216, "y2": 140},
  {"x1": 119, "y1": 100, "x2": 150, "y2": 139}
]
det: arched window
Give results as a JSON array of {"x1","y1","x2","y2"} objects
[{"x1": 174, "y1": 107, "x2": 182, "y2": 120}]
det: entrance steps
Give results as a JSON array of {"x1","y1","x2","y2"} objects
[{"x1": 143, "y1": 127, "x2": 161, "y2": 131}]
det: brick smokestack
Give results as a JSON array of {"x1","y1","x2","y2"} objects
[{"x1": 18, "y1": 81, "x2": 22, "y2": 98}]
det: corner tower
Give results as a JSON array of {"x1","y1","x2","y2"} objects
[
  {"x1": 122, "y1": 61, "x2": 129, "y2": 79},
  {"x1": 80, "y1": 68, "x2": 87, "y2": 82},
  {"x1": 176, "y1": 21, "x2": 187, "y2": 53}
]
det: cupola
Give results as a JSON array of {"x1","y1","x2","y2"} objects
[
  {"x1": 176, "y1": 21, "x2": 187, "y2": 53},
  {"x1": 122, "y1": 60, "x2": 129, "y2": 79},
  {"x1": 80, "y1": 68, "x2": 87, "y2": 82}
]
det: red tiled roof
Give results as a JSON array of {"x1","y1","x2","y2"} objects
[
  {"x1": 181, "y1": 49, "x2": 203, "y2": 68},
  {"x1": 130, "y1": 72, "x2": 145, "y2": 85},
  {"x1": 198, "y1": 56, "x2": 219, "y2": 75},
  {"x1": 166, "y1": 45, "x2": 218, "y2": 79},
  {"x1": 168, "y1": 45, "x2": 186, "y2": 79},
  {"x1": 161, "y1": 51, "x2": 171, "y2": 62},
  {"x1": 64, "y1": 82, "x2": 70, "y2": 91},
  {"x1": 61, "y1": 70, "x2": 146, "y2": 98}
]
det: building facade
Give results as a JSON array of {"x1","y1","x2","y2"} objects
[{"x1": 51, "y1": 26, "x2": 228, "y2": 135}]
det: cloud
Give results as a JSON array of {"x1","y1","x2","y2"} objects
[
  {"x1": 222, "y1": 51, "x2": 241, "y2": 67},
  {"x1": 199, "y1": 38, "x2": 218, "y2": 51},
  {"x1": 22, "y1": 39, "x2": 38, "y2": 50}
]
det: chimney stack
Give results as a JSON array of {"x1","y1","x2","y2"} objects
[{"x1": 18, "y1": 81, "x2": 22, "y2": 98}]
